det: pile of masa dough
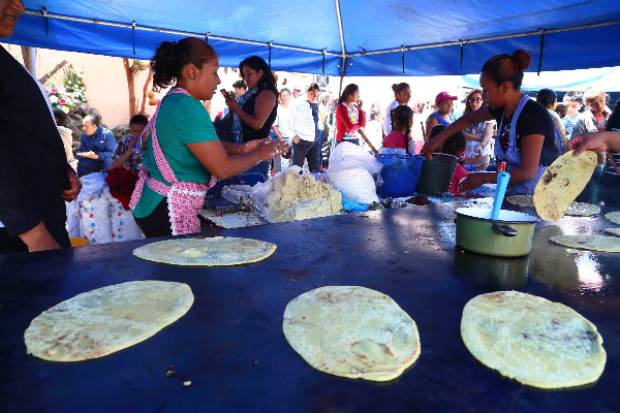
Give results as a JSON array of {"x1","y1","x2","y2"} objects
[{"x1": 265, "y1": 167, "x2": 342, "y2": 222}]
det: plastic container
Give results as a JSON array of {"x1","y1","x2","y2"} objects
[
  {"x1": 416, "y1": 153, "x2": 458, "y2": 195},
  {"x1": 376, "y1": 153, "x2": 424, "y2": 198}
]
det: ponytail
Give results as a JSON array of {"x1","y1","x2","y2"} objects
[
  {"x1": 151, "y1": 37, "x2": 217, "y2": 91},
  {"x1": 481, "y1": 49, "x2": 531, "y2": 89}
]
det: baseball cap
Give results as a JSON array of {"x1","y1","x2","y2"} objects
[{"x1": 435, "y1": 91, "x2": 457, "y2": 106}]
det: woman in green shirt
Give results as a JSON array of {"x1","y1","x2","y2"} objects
[{"x1": 131, "y1": 38, "x2": 284, "y2": 237}]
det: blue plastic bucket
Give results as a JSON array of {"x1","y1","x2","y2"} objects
[{"x1": 376, "y1": 153, "x2": 424, "y2": 198}]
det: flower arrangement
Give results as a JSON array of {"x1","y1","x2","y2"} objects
[{"x1": 48, "y1": 64, "x2": 88, "y2": 113}]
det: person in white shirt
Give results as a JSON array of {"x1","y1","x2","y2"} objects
[
  {"x1": 273, "y1": 88, "x2": 295, "y2": 143},
  {"x1": 272, "y1": 88, "x2": 295, "y2": 172},
  {"x1": 383, "y1": 82, "x2": 411, "y2": 136},
  {"x1": 291, "y1": 83, "x2": 320, "y2": 172}
]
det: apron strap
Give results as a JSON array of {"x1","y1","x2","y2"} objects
[{"x1": 147, "y1": 87, "x2": 193, "y2": 185}]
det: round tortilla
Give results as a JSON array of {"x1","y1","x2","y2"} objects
[
  {"x1": 604, "y1": 211, "x2": 620, "y2": 225},
  {"x1": 133, "y1": 236, "x2": 276, "y2": 266},
  {"x1": 461, "y1": 291, "x2": 606, "y2": 389},
  {"x1": 603, "y1": 228, "x2": 620, "y2": 237},
  {"x1": 506, "y1": 195, "x2": 533, "y2": 208},
  {"x1": 550, "y1": 235, "x2": 620, "y2": 253},
  {"x1": 533, "y1": 151, "x2": 598, "y2": 221},
  {"x1": 24, "y1": 281, "x2": 194, "y2": 362},
  {"x1": 565, "y1": 202, "x2": 601, "y2": 217},
  {"x1": 282, "y1": 286, "x2": 420, "y2": 382}
]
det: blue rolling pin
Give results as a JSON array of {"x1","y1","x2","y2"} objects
[{"x1": 491, "y1": 162, "x2": 510, "y2": 220}]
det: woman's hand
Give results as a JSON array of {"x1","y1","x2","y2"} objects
[
  {"x1": 254, "y1": 140, "x2": 283, "y2": 161},
  {"x1": 458, "y1": 172, "x2": 490, "y2": 193},
  {"x1": 569, "y1": 132, "x2": 611, "y2": 155},
  {"x1": 421, "y1": 138, "x2": 441, "y2": 159},
  {"x1": 241, "y1": 138, "x2": 270, "y2": 154},
  {"x1": 61, "y1": 169, "x2": 82, "y2": 202},
  {"x1": 357, "y1": 99, "x2": 363, "y2": 110},
  {"x1": 221, "y1": 89, "x2": 240, "y2": 112}
]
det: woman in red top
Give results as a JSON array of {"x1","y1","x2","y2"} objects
[
  {"x1": 383, "y1": 105, "x2": 413, "y2": 152},
  {"x1": 335, "y1": 84, "x2": 366, "y2": 145}
]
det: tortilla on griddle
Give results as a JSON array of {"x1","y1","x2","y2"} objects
[
  {"x1": 565, "y1": 202, "x2": 600, "y2": 217},
  {"x1": 550, "y1": 235, "x2": 620, "y2": 253},
  {"x1": 282, "y1": 286, "x2": 420, "y2": 382},
  {"x1": 24, "y1": 281, "x2": 193, "y2": 362},
  {"x1": 133, "y1": 236, "x2": 276, "y2": 266},
  {"x1": 604, "y1": 211, "x2": 620, "y2": 226},
  {"x1": 533, "y1": 151, "x2": 598, "y2": 221},
  {"x1": 461, "y1": 291, "x2": 606, "y2": 389},
  {"x1": 506, "y1": 195, "x2": 533, "y2": 208},
  {"x1": 604, "y1": 228, "x2": 620, "y2": 237}
]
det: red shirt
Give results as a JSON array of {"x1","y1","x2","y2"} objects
[
  {"x1": 448, "y1": 163, "x2": 468, "y2": 195},
  {"x1": 383, "y1": 130, "x2": 409, "y2": 151},
  {"x1": 335, "y1": 103, "x2": 366, "y2": 142}
]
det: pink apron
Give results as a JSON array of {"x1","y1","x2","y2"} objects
[{"x1": 129, "y1": 88, "x2": 217, "y2": 235}]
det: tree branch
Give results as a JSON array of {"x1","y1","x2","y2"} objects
[
  {"x1": 123, "y1": 58, "x2": 137, "y2": 118},
  {"x1": 140, "y1": 69, "x2": 153, "y2": 115},
  {"x1": 38, "y1": 60, "x2": 69, "y2": 85}
]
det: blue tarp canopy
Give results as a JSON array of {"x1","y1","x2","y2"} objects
[{"x1": 9, "y1": 1, "x2": 620, "y2": 76}]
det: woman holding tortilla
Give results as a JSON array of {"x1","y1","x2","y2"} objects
[{"x1": 423, "y1": 49, "x2": 563, "y2": 195}]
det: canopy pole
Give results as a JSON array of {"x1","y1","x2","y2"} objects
[
  {"x1": 537, "y1": 31, "x2": 546, "y2": 76},
  {"x1": 334, "y1": 0, "x2": 346, "y2": 97},
  {"x1": 41, "y1": 7, "x2": 49, "y2": 35}
]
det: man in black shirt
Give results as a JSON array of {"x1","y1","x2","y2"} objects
[{"x1": 0, "y1": 0, "x2": 81, "y2": 253}]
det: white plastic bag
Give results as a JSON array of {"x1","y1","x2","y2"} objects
[
  {"x1": 109, "y1": 198, "x2": 144, "y2": 242},
  {"x1": 78, "y1": 172, "x2": 107, "y2": 201},
  {"x1": 79, "y1": 193, "x2": 113, "y2": 245},
  {"x1": 328, "y1": 168, "x2": 379, "y2": 205},
  {"x1": 327, "y1": 142, "x2": 383, "y2": 175},
  {"x1": 65, "y1": 200, "x2": 81, "y2": 238}
]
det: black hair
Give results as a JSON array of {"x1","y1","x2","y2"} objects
[
  {"x1": 151, "y1": 37, "x2": 217, "y2": 91},
  {"x1": 441, "y1": 131, "x2": 466, "y2": 157},
  {"x1": 54, "y1": 109, "x2": 67, "y2": 127},
  {"x1": 429, "y1": 124, "x2": 446, "y2": 139},
  {"x1": 392, "y1": 82, "x2": 410, "y2": 95},
  {"x1": 536, "y1": 88, "x2": 557, "y2": 109},
  {"x1": 555, "y1": 103, "x2": 567, "y2": 118},
  {"x1": 129, "y1": 114, "x2": 149, "y2": 126},
  {"x1": 481, "y1": 49, "x2": 531, "y2": 89},
  {"x1": 338, "y1": 83, "x2": 359, "y2": 104},
  {"x1": 307, "y1": 82, "x2": 320, "y2": 93},
  {"x1": 232, "y1": 80, "x2": 247, "y2": 90},
  {"x1": 391, "y1": 105, "x2": 413, "y2": 137},
  {"x1": 606, "y1": 99, "x2": 620, "y2": 131},
  {"x1": 238, "y1": 55, "x2": 278, "y2": 94}
]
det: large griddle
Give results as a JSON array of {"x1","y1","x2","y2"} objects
[{"x1": 1, "y1": 207, "x2": 619, "y2": 412}]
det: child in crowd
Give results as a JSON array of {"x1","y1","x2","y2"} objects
[
  {"x1": 430, "y1": 125, "x2": 468, "y2": 195},
  {"x1": 383, "y1": 105, "x2": 414, "y2": 152}
]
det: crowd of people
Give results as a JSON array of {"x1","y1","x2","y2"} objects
[{"x1": 1, "y1": 0, "x2": 619, "y2": 254}]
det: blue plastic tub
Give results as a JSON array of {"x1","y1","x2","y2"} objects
[{"x1": 376, "y1": 153, "x2": 424, "y2": 198}]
